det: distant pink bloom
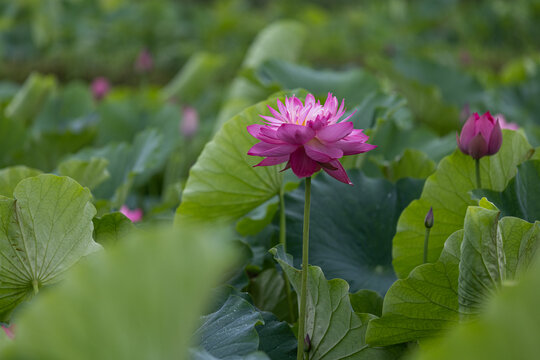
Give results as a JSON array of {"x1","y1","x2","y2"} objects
[
  {"x1": 120, "y1": 206, "x2": 143, "y2": 223},
  {"x1": 180, "y1": 106, "x2": 199, "y2": 138},
  {"x1": 91, "y1": 77, "x2": 110, "y2": 101},
  {"x1": 457, "y1": 111, "x2": 502, "y2": 160},
  {"x1": 494, "y1": 114, "x2": 519, "y2": 130},
  {"x1": 247, "y1": 93, "x2": 377, "y2": 185},
  {"x1": 135, "y1": 49, "x2": 153, "y2": 73},
  {"x1": 2, "y1": 324, "x2": 14, "y2": 339}
]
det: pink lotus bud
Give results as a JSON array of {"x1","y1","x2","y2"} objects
[
  {"x1": 91, "y1": 77, "x2": 110, "y2": 101},
  {"x1": 120, "y1": 206, "x2": 143, "y2": 223},
  {"x1": 456, "y1": 111, "x2": 502, "y2": 160},
  {"x1": 2, "y1": 324, "x2": 15, "y2": 339},
  {"x1": 424, "y1": 207, "x2": 434, "y2": 228},
  {"x1": 494, "y1": 114, "x2": 519, "y2": 131},
  {"x1": 180, "y1": 106, "x2": 199, "y2": 138},
  {"x1": 135, "y1": 49, "x2": 153, "y2": 73}
]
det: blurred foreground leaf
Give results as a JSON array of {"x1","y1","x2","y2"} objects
[{"x1": 4, "y1": 226, "x2": 236, "y2": 360}]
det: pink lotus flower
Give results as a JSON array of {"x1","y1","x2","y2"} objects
[
  {"x1": 494, "y1": 114, "x2": 519, "y2": 130},
  {"x1": 135, "y1": 49, "x2": 154, "y2": 73},
  {"x1": 247, "y1": 93, "x2": 376, "y2": 185},
  {"x1": 91, "y1": 77, "x2": 110, "y2": 101},
  {"x1": 457, "y1": 111, "x2": 502, "y2": 160},
  {"x1": 120, "y1": 206, "x2": 143, "y2": 223},
  {"x1": 180, "y1": 106, "x2": 199, "y2": 138}
]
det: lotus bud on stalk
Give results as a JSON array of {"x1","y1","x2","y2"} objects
[
  {"x1": 423, "y1": 207, "x2": 434, "y2": 264},
  {"x1": 456, "y1": 111, "x2": 503, "y2": 189},
  {"x1": 91, "y1": 77, "x2": 110, "y2": 101}
]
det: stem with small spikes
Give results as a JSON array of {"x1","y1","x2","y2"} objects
[{"x1": 297, "y1": 177, "x2": 311, "y2": 360}]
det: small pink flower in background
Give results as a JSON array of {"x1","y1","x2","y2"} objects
[
  {"x1": 120, "y1": 206, "x2": 143, "y2": 223},
  {"x1": 135, "y1": 49, "x2": 154, "y2": 73},
  {"x1": 91, "y1": 77, "x2": 110, "y2": 101},
  {"x1": 2, "y1": 324, "x2": 14, "y2": 339},
  {"x1": 494, "y1": 114, "x2": 519, "y2": 130},
  {"x1": 247, "y1": 93, "x2": 377, "y2": 185},
  {"x1": 457, "y1": 111, "x2": 503, "y2": 160},
  {"x1": 180, "y1": 106, "x2": 199, "y2": 138}
]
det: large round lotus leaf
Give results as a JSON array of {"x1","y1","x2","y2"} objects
[{"x1": 285, "y1": 170, "x2": 424, "y2": 294}]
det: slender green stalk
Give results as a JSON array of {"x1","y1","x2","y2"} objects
[
  {"x1": 297, "y1": 177, "x2": 312, "y2": 360},
  {"x1": 32, "y1": 279, "x2": 39, "y2": 295},
  {"x1": 279, "y1": 185, "x2": 295, "y2": 323},
  {"x1": 423, "y1": 228, "x2": 431, "y2": 264},
  {"x1": 475, "y1": 158, "x2": 482, "y2": 189}
]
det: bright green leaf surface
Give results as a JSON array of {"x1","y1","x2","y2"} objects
[
  {"x1": 193, "y1": 295, "x2": 264, "y2": 359},
  {"x1": 368, "y1": 207, "x2": 540, "y2": 346},
  {"x1": 176, "y1": 95, "x2": 289, "y2": 225},
  {"x1": 4, "y1": 226, "x2": 235, "y2": 360},
  {"x1": 0, "y1": 166, "x2": 42, "y2": 197},
  {"x1": 58, "y1": 157, "x2": 110, "y2": 190},
  {"x1": 380, "y1": 149, "x2": 436, "y2": 182},
  {"x1": 0, "y1": 174, "x2": 100, "y2": 321},
  {"x1": 366, "y1": 230, "x2": 464, "y2": 346},
  {"x1": 285, "y1": 170, "x2": 424, "y2": 294},
  {"x1": 393, "y1": 130, "x2": 533, "y2": 278},
  {"x1": 458, "y1": 206, "x2": 504, "y2": 317},
  {"x1": 272, "y1": 245, "x2": 405, "y2": 360}
]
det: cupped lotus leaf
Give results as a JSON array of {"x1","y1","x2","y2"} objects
[
  {"x1": 458, "y1": 205, "x2": 504, "y2": 317},
  {"x1": 0, "y1": 174, "x2": 100, "y2": 321},
  {"x1": 285, "y1": 170, "x2": 424, "y2": 294},
  {"x1": 0, "y1": 166, "x2": 42, "y2": 197},
  {"x1": 176, "y1": 92, "x2": 307, "y2": 226},
  {"x1": 366, "y1": 230, "x2": 464, "y2": 347},
  {"x1": 193, "y1": 295, "x2": 264, "y2": 359},
  {"x1": 367, "y1": 204, "x2": 540, "y2": 346},
  {"x1": 272, "y1": 245, "x2": 405, "y2": 360},
  {"x1": 393, "y1": 130, "x2": 533, "y2": 278}
]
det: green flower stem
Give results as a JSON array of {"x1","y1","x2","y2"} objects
[
  {"x1": 297, "y1": 177, "x2": 311, "y2": 360},
  {"x1": 475, "y1": 158, "x2": 482, "y2": 189},
  {"x1": 423, "y1": 228, "x2": 431, "y2": 264},
  {"x1": 279, "y1": 185, "x2": 295, "y2": 323}
]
